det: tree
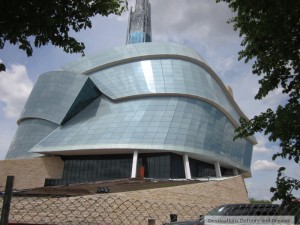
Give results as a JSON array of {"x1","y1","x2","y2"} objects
[
  {"x1": 249, "y1": 198, "x2": 271, "y2": 204},
  {"x1": 0, "y1": 0, "x2": 128, "y2": 71},
  {"x1": 216, "y1": 0, "x2": 300, "y2": 203}
]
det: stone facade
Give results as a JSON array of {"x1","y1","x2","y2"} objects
[
  {"x1": 0, "y1": 157, "x2": 64, "y2": 191},
  {"x1": 112, "y1": 175, "x2": 249, "y2": 206}
]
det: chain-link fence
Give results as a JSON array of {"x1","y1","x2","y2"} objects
[
  {"x1": 2, "y1": 195, "x2": 300, "y2": 225},
  {"x1": 1, "y1": 176, "x2": 299, "y2": 225},
  {"x1": 0, "y1": 194, "x2": 213, "y2": 225}
]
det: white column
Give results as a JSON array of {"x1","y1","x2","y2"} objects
[
  {"x1": 131, "y1": 150, "x2": 138, "y2": 178},
  {"x1": 233, "y1": 168, "x2": 239, "y2": 176},
  {"x1": 183, "y1": 154, "x2": 191, "y2": 179},
  {"x1": 214, "y1": 161, "x2": 222, "y2": 178}
]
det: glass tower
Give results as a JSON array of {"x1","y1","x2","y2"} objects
[{"x1": 126, "y1": 0, "x2": 152, "y2": 44}]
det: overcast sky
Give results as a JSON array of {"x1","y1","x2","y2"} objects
[{"x1": 0, "y1": 0, "x2": 299, "y2": 201}]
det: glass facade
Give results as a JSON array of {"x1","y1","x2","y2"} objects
[
  {"x1": 62, "y1": 78, "x2": 101, "y2": 124},
  {"x1": 138, "y1": 153, "x2": 185, "y2": 179},
  {"x1": 6, "y1": 42, "x2": 255, "y2": 178},
  {"x1": 6, "y1": 119, "x2": 58, "y2": 159},
  {"x1": 19, "y1": 71, "x2": 88, "y2": 124},
  {"x1": 45, "y1": 153, "x2": 184, "y2": 186},
  {"x1": 60, "y1": 42, "x2": 204, "y2": 74},
  {"x1": 90, "y1": 59, "x2": 241, "y2": 124},
  {"x1": 45, "y1": 153, "x2": 235, "y2": 186},
  {"x1": 189, "y1": 158, "x2": 216, "y2": 178},
  {"x1": 31, "y1": 96, "x2": 252, "y2": 170},
  {"x1": 45, "y1": 154, "x2": 133, "y2": 186}
]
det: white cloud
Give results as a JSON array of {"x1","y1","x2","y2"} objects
[
  {"x1": 253, "y1": 135, "x2": 274, "y2": 154},
  {"x1": 0, "y1": 120, "x2": 17, "y2": 160},
  {"x1": 252, "y1": 160, "x2": 280, "y2": 172},
  {"x1": 151, "y1": 0, "x2": 238, "y2": 47},
  {"x1": 0, "y1": 64, "x2": 33, "y2": 119},
  {"x1": 254, "y1": 144, "x2": 272, "y2": 154}
]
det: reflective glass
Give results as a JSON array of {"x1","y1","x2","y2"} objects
[
  {"x1": 46, "y1": 154, "x2": 133, "y2": 185},
  {"x1": 90, "y1": 59, "x2": 241, "y2": 125},
  {"x1": 189, "y1": 158, "x2": 216, "y2": 178},
  {"x1": 60, "y1": 42, "x2": 204, "y2": 74},
  {"x1": 6, "y1": 119, "x2": 58, "y2": 159},
  {"x1": 20, "y1": 71, "x2": 88, "y2": 124},
  {"x1": 32, "y1": 96, "x2": 253, "y2": 170}
]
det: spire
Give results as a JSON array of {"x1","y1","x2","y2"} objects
[{"x1": 126, "y1": 0, "x2": 152, "y2": 44}]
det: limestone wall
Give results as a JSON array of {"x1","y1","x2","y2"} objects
[
  {"x1": 3, "y1": 176, "x2": 250, "y2": 224},
  {"x1": 0, "y1": 157, "x2": 64, "y2": 191},
  {"x1": 113, "y1": 175, "x2": 250, "y2": 205}
]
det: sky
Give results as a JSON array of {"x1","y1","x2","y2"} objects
[{"x1": 0, "y1": 0, "x2": 299, "y2": 201}]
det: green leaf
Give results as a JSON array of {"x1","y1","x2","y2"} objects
[{"x1": 0, "y1": 0, "x2": 128, "y2": 57}]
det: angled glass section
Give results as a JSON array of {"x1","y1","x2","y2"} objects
[
  {"x1": 62, "y1": 78, "x2": 101, "y2": 125},
  {"x1": 5, "y1": 119, "x2": 58, "y2": 159},
  {"x1": 19, "y1": 71, "x2": 88, "y2": 124},
  {"x1": 32, "y1": 96, "x2": 253, "y2": 171}
]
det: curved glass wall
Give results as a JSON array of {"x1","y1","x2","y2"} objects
[
  {"x1": 60, "y1": 42, "x2": 204, "y2": 74},
  {"x1": 90, "y1": 59, "x2": 240, "y2": 124},
  {"x1": 19, "y1": 71, "x2": 88, "y2": 124},
  {"x1": 6, "y1": 119, "x2": 59, "y2": 159},
  {"x1": 7, "y1": 42, "x2": 254, "y2": 174},
  {"x1": 32, "y1": 96, "x2": 252, "y2": 170}
]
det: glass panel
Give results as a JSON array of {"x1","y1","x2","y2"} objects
[
  {"x1": 34, "y1": 96, "x2": 253, "y2": 170},
  {"x1": 59, "y1": 154, "x2": 133, "y2": 184},
  {"x1": 189, "y1": 158, "x2": 216, "y2": 178},
  {"x1": 5, "y1": 119, "x2": 58, "y2": 159}
]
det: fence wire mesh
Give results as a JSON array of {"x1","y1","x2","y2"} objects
[
  {"x1": 1, "y1": 195, "x2": 213, "y2": 225},
  {"x1": 1, "y1": 194, "x2": 300, "y2": 225}
]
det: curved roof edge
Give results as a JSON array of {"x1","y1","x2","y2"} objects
[{"x1": 60, "y1": 42, "x2": 204, "y2": 73}]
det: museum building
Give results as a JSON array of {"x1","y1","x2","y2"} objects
[{"x1": 4, "y1": 0, "x2": 256, "y2": 186}]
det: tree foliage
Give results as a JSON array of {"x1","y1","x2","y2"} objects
[
  {"x1": 249, "y1": 198, "x2": 271, "y2": 204},
  {"x1": 270, "y1": 167, "x2": 300, "y2": 204},
  {"x1": 216, "y1": 0, "x2": 300, "y2": 201},
  {"x1": 0, "y1": 0, "x2": 128, "y2": 71}
]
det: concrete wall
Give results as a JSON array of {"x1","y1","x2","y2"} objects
[{"x1": 0, "y1": 157, "x2": 64, "y2": 191}]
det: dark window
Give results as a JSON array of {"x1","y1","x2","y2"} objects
[
  {"x1": 46, "y1": 153, "x2": 186, "y2": 186},
  {"x1": 137, "y1": 153, "x2": 185, "y2": 179},
  {"x1": 221, "y1": 167, "x2": 234, "y2": 177},
  {"x1": 189, "y1": 158, "x2": 216, "y2": 178},
  {"x1": 59, "y1": 154, "x2": 133, "y2": 184}
]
